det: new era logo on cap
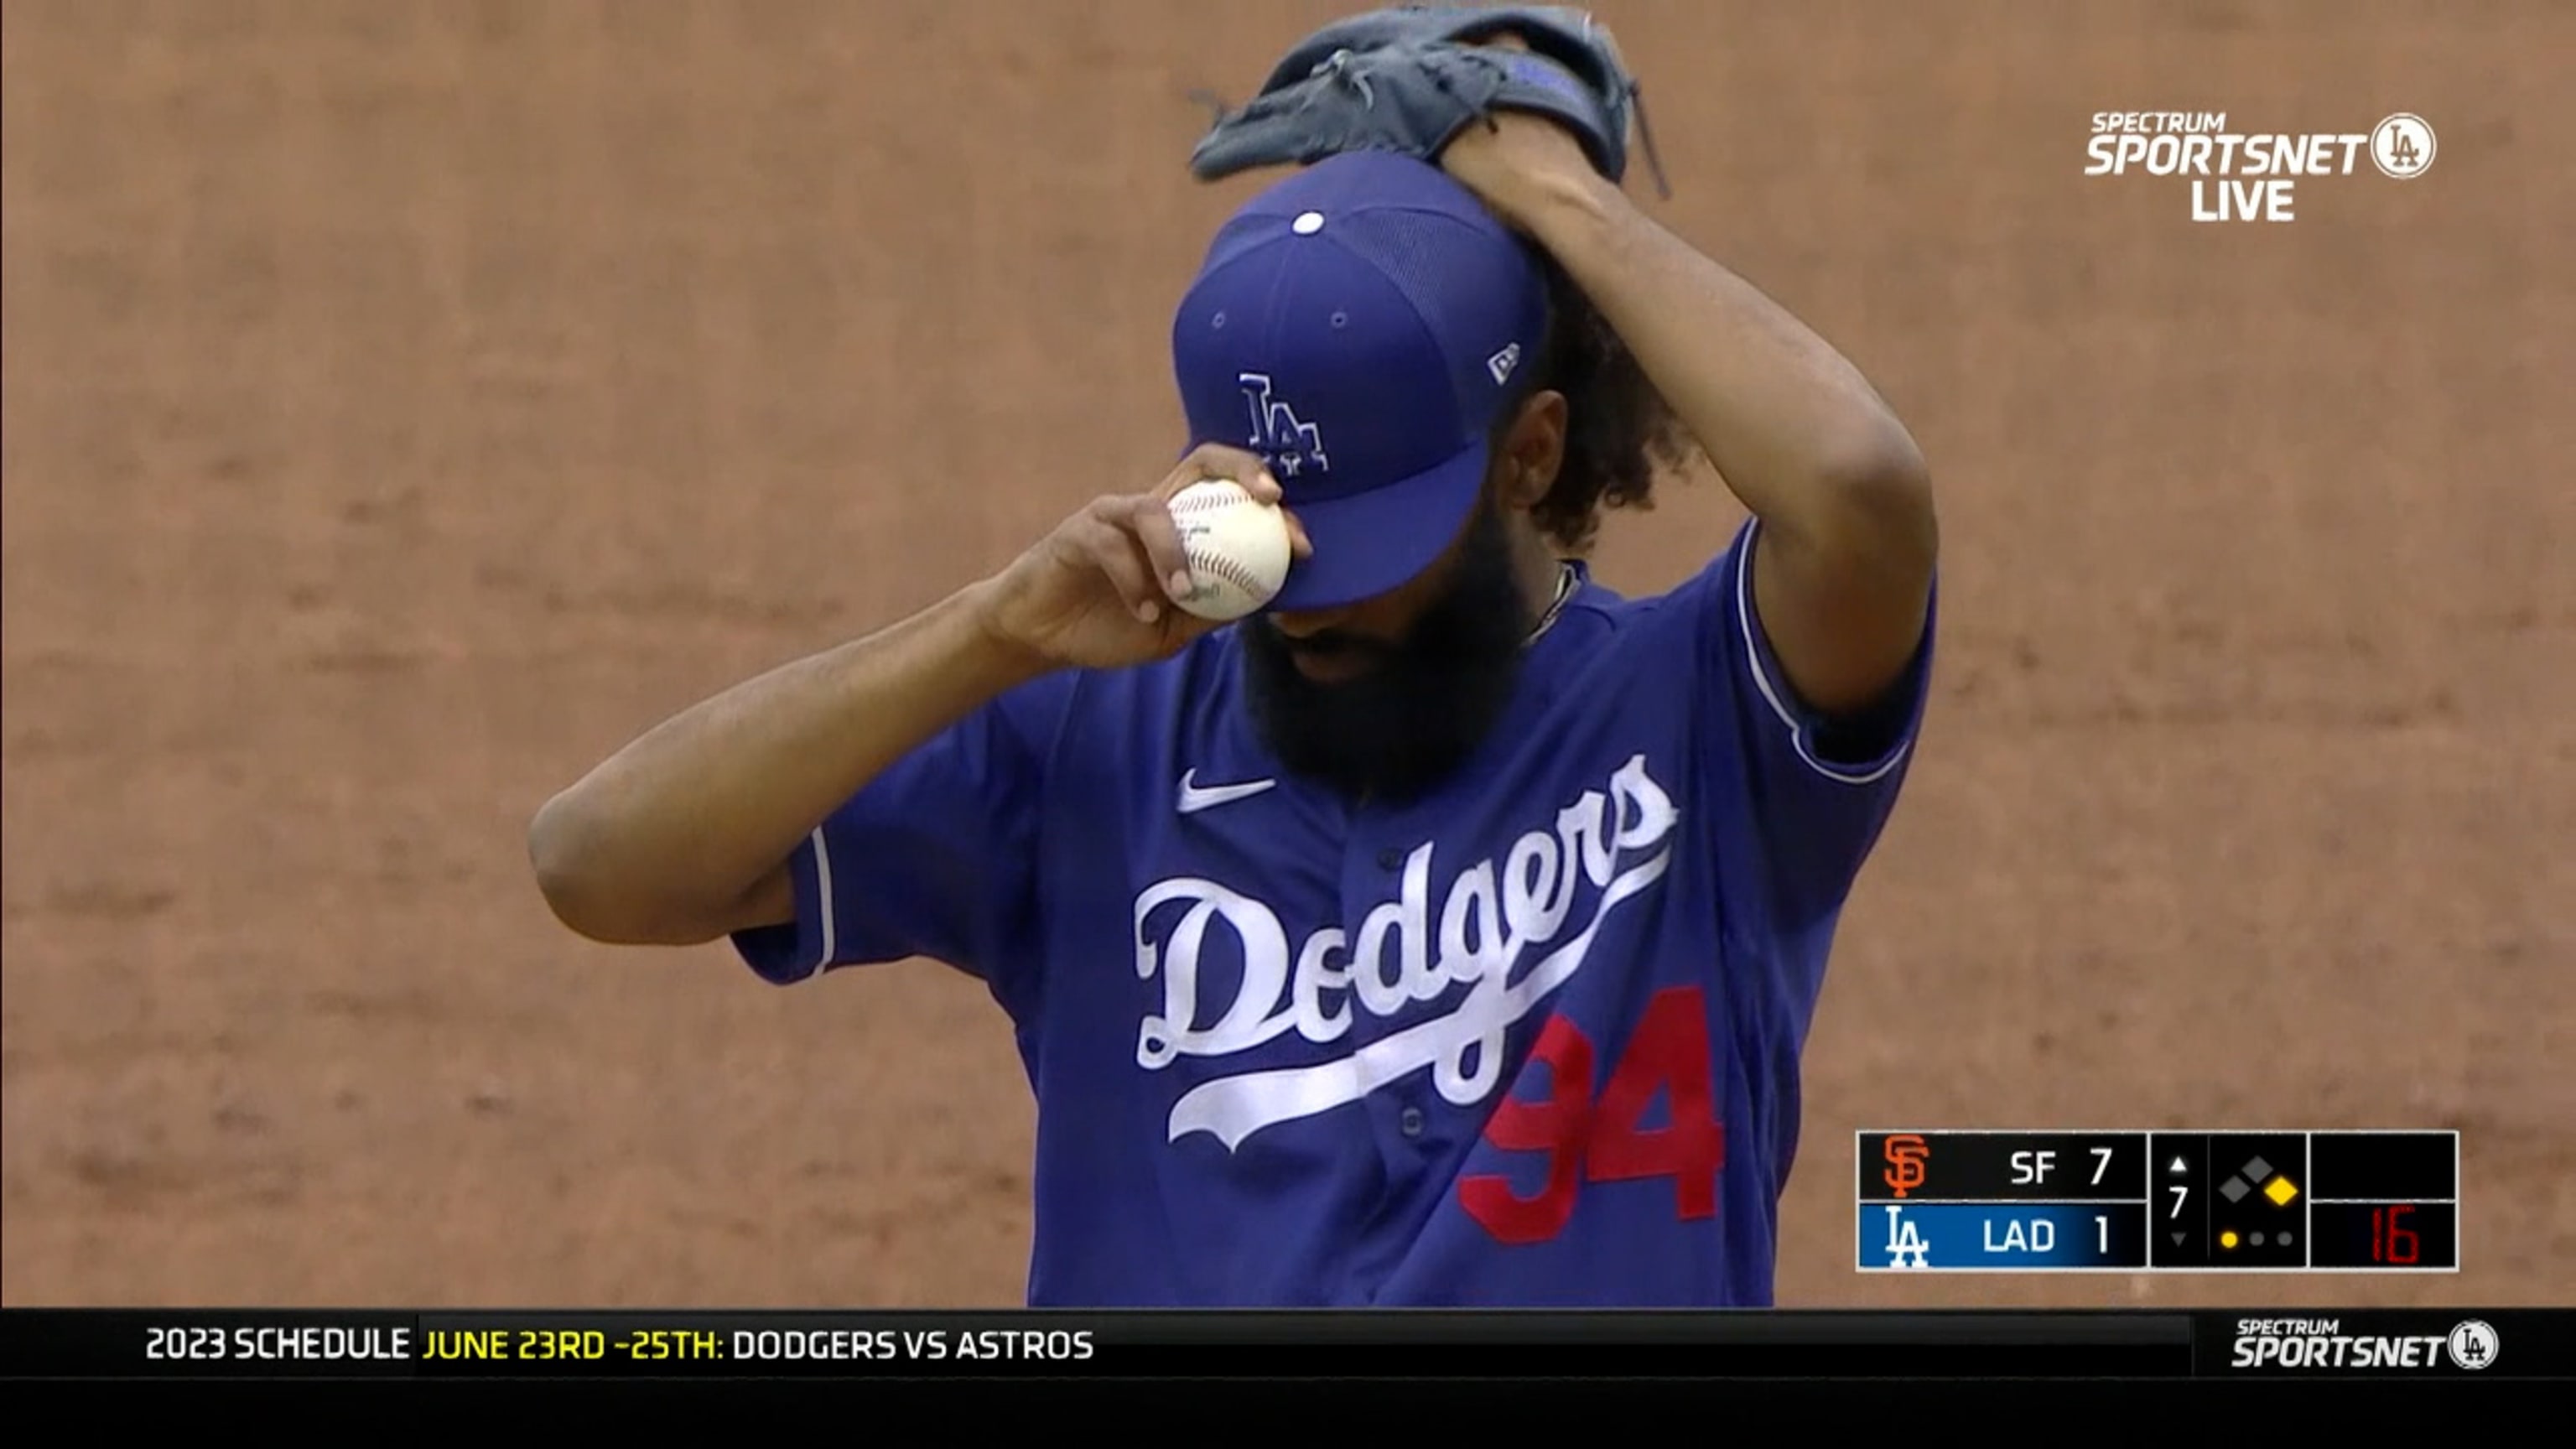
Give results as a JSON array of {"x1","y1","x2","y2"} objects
[{"x1": 1170, "y1": 153, "x2": 1549, "y2": 611}]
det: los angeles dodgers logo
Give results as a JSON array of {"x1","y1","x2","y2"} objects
[
  {"x1": 1130, "y1": 754, "x2": 1681, "y2": 1150},
  {"x1": 1239, "y1": 372, "x2": 1328, "y2": 477}
]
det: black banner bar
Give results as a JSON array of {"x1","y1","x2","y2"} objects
[
  {"x1": 8, "y1": 1309, "x2": 2178, "y2": 1379},
  {"x1": 5, "y1": 1308, "x2": 2566, "y2": 1380}
]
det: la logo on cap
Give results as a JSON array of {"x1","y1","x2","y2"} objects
[{"x1": 1241, "y1": 372, "x2": 1329, "y2": 477}]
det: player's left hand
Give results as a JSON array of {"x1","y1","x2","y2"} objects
[{"x1": 1434, "y1": 35, "x2": 1617, "y2": 234}]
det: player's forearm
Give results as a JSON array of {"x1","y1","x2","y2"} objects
[
  {"x1": 528, "y1": 580, "x2": 1043, "y2": 944},
  {"x1": 1514, "y1": 169, "x2": 1933, "y2": 555}
]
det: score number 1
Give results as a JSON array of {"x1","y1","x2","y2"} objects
[{"x1": 2096, "y1": 1147, "x2": 2122, "y2": 1256}]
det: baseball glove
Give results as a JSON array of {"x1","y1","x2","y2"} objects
[{"x1": 1188, "y1": 4, "x2": 1669, "y2": 198}]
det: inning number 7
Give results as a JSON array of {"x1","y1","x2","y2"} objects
[{"x1": 2169, "y1": 1184, "x2": 2189, "y2": 1219}]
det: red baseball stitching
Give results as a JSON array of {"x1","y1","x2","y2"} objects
[{"x1": 1170, "y1": 491, "x2": 1277, "y2": 599}]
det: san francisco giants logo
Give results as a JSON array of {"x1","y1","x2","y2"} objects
[{"x1": 1883, "y1": 1134, "x2": 1929, "y2": 1198}]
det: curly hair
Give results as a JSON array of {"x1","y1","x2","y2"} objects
[{"x1": 1493, "y1": 247, "x2": 1699, "y2": 553}]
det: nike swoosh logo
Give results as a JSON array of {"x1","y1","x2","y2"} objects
[{"x1": 1177, "y1": 769, "x2": 1277, "y2": 814}]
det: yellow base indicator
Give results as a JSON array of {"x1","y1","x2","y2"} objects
[{"x1": 2265, "y1": 1176, "x2": 2299, "y2": 1205}]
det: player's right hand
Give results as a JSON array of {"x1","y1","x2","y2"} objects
[{"x1": 974, "y1": 444, "x2": 1311, "y2": 673}]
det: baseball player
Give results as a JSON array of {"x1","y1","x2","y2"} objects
[{"x1": 531, "y1": 15, "x2": 1936, "y2": 1306}]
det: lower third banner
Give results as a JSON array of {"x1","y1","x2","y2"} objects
[{"x1": 0, "y1": 1309, "x2": 2560, "y2": 1380}]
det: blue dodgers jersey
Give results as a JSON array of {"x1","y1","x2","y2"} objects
[{"x1": 732, "y1": 518, "x2": 1932, "y2": 1306}]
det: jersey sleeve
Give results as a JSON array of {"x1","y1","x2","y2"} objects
[
  {"x1": 1694, "y1": 513, "x2": 1935, "y2": 957},
  {"x1": 726, "y1": 673, "x2": 1072, "y2": 1010}
]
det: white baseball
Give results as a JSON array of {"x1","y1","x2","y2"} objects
[{"x1": 1165, "y1": 480, "x2": 1292, "y2": 621}]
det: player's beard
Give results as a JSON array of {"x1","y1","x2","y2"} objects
[{"x1": 1238, "y1": 496, "x2": 1534, "y2": 805}]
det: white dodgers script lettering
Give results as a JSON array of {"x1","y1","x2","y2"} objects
[{"x1": 1132, "y1": 755, "x2": 1680, "y2": 1150}]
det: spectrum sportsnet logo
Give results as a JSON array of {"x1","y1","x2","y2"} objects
[
  {"x1": 2228, "y1": 1317, "x2": 2498, "y2": 1372},
  {"x1": 2085, "y1": 112, "x2": 2435, "y2": 221}
]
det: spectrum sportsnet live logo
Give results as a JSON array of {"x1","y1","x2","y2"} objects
[
  {"x1": 2085, "y1": 111, "x2": 2434, "y2": 221},
  {"x1": 2228, "y1": 1316, "x2": 2498, "y2": 1373}
]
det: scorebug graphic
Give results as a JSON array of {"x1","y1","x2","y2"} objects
[{"x1": 1856, "y1": 1130, "x2": 2458, "y2": 1272}]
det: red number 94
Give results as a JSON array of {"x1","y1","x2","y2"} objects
[{"x1": 1458, "y1": 986, "x2": 1727, "y2": 1244}]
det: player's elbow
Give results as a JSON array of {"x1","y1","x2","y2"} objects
[
  {"x1": 527, "y1": 789, "x2": 679, "y2": 945},
  {"x1": 1814, "y1": 430, "x2": 1938, "y2": 579}
]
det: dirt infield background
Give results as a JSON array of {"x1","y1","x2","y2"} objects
[{"x1": 6, "y1": 1, "x2": 2569, "y2": 1310}]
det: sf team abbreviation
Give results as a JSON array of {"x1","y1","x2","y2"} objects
[{"x1": 1856, "y1": 1130, "x2": 2458, "y2": 1272}]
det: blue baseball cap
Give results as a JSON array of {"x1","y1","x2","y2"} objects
[{"x1": 1171, "y1": 151, "x2": 1549, "y2": 613}]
